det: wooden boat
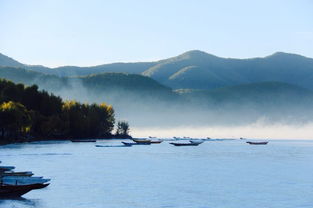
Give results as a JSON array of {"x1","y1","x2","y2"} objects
[
  {"x1": 95, "y1": 144, "x2": 129, "y2": 148},
  {"x1": 150, "y1": 140, "x2": 163, "y2": 144},
  {"x1": 246, "y1": 141, "x2": 269, "y2": 145},
  {"x1": 189, "y1": 140, "x2": 204, "y2": 144},
  {"x1": 170, "y1": 142, "x2": 200, "y2": 146},
  {"x1": 2, "y1": 177, "x2": 50, "y2": 185},
  {"x1": 132, "y1": 139, "x2": 151, "y2": 144},
  {"x1": 2, "y1": 172, "x2": 33, "y2": 177},
  {"x1": 122, "y1": 142, "x2": 151, "y2": 146},
  {"x1": 0, "y1": 166, "x2": 15, "y2": 171},
  {"x1": 0, "y1": 183, "x2": 49, "y2": 198},
  {"x1": 71, "y1": 139, "x2": 96, "y2": 142}
]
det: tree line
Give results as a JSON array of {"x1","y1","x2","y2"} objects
[{"x1": 0, "y1": 79, "x2": 129, "y2": 144}]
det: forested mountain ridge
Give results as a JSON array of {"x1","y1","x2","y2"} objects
[
  {"x1": 1, "y1": 65, "x2": 313, "y2": 127},
  {"x1": 1, "y1": 51, "x2": 313, "y2": 90}
]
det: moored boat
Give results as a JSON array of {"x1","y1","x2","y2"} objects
[
  {"x1": 246, "y1": 141, "x2": 269, "y2": 145},
  {"x1": 170, "y1": 142, "x2": 200, "y2": 146},
  {"x1": 0, "y1": 183, "x2": 49, "y2": 198},
  {"x1": 0, "y1": 162, "x2": 50, "y2": 198},
  {"x1": 122, "y1": 141, "x2": 151, "y2": 146},
  {"x1": 132, "y1": 139, "x2": 151, "y2": 144},
  {"x1": 189, "y1": 139, "x2": 204, "y2": 144},
  {"x1": 0, "y1": 166, "x2": 15, "y2": 171},
  {"x1": 71, "y1": 139, "x2": 97, "y2": 142},
  {"x1": 150, "y1": 140, "x2": 163, "y2": 144},
  {"x1": 2, "y1": 171, "x2": 34, "y2": 177},
  {"x1": 1, "y1": 177, "x2": 50, "y2": 186}
]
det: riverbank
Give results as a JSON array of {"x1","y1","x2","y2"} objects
[{"x1": 0, "y1": 134, "x2": 132, "y2": 146}]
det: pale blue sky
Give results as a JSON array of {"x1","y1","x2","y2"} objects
[{"x1": 0, "y1": 0, "x2": 312, "y2": 67}]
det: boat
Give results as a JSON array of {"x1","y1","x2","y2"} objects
[
  {"x1": 0, "y1": 162, "x2": 50, "y2": 198},
  {"x1": 0, "y1": 183, "x2": 49, "y2": 198},
  {"x1": 71, "y1": 139, "x2": 96, "y2": 142},
  {"x1": 122, "y1": 142, "x2": 151, "y2": 146},
  {"x1": 1, "y1": 177, "x2": 50, "y2": 185},
  {"x1": 148, "y1": 136, "x2": 156, "y2": 138},
  {"x1": 2, "y1": 171, "x2": 34, "y2": 177},
  {"x1": 95, "y1": 144, "x2": 129, "y2": 148},
  {"x1": 150, "y1": 140, "x2": 163, "y2": 144},
  {"x1": 0, "y1": 166, "x2": 15, "y2": 171},
  {"x1": 169, "y1": 142, "x2": 200, "y2": 146},
  {"x1": 132, "y1": 139, "x2": 151, "y2": 144},
  {"x1": 189, "y1": 139, "x2": 204, "y2": 144},
  {"x1": 246, "y1": 141, "x2": 269, "y2": 145}
]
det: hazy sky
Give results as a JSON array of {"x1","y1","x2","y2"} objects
[{"x1": 0, "y1": 0, "x2": 312, "y2": 67}]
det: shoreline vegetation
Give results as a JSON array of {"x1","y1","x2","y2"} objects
[{"x1": 0, "y1": 79, "x2": 131, "y2": 145}]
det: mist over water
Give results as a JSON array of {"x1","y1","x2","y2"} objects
[
  {"x1": 35, "y1": 79, "x2": 313, "y2": 140},
  {"x1": 131, "y1": 122, "x2": 313, "y2": 139}
]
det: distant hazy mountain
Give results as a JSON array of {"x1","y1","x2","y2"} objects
[
  {"x1": 1, "y1": 66, "x2": 313, "y2": 126},
  {"x1": 1, "y1": 51, "x2": 313, "y2": 90},
  {"x1": 143, "y1": 50, "x2": 313, "y2": 90},
  {"x1": 177, "y1": 81, "x2": 313, "y2": 106},
  {"x1": 0, "y1": 53, "x2": 24, "y2": 68},
  {"x1": 0, "y1": 66, "x2": 176, "y2": 102}
]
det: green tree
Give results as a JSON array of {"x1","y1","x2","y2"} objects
[
  {"x1": 116, "y1": 121, "x2": 130, "y2": 136},
  {"x1": 0, "y1": 101, "x2": 31, "y2": 139}
]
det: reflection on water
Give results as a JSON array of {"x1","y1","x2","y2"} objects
[
  {"x1": 0, "y1": 139, "x2": 313, "y2": 208},
  {"x1": 0, "y1": 197, "x2": 40, "y2": 207}
]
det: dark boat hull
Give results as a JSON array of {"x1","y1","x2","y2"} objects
[
  {"x1": 246, "y1": 141, "x2": 268, "y2": 145},
  {"x1": 150, "y1": 141, "x2": 163, "y2": 144},
  {"x1": 0, "y1": 183, "x2": 49, "y2": 198},
  {"x1": 71, "y1": 140, "x2": 96, "y2": 142},
  {"x1": 170, "y1": 142, "x2": 200, "y2": 146}
]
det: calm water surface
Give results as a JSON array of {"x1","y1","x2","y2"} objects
[{"x1": 0, "y1": 139, "x2": 313, "y2": 208}]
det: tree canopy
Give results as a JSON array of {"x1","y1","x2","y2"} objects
[{"x1": 0, "y1": 79, "x2": 116, "y2": 144}]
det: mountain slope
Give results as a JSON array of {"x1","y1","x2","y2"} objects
[
  {"x1": 2, "y1": 66, "x2": 313, "y2": 126},
  {"x1": 0, "y1": 53, "x2": 24, "y2": 68},
  {"x1": 0, "y1": 66, "x2": 175, "y2": 101},
  {"x1": 143, "y1": 50, "x2": 313, "y2": 90},
  {"x1": 1, "y1": 51, "x2": 313, "y2": 90}
]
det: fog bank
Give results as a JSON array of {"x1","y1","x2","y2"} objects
[{"x1": 131, "y1": 122, "x2": 313, "y2": 140}]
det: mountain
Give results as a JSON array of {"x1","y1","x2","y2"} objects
[
  {"x1": 1, "y1": 66, "x2": 313, "y2": 126},
  {"x1": 0, "y1": 53, "x2": 24, "y2": 68},
  {"x1": 177, "y1": 81, "x2": 313, "y2": 105},
  {"x1": 0, "y1": 66, "x2": 176, "y2": 102},
  {"x1": 143, "y1": 50, "x2": 313, "y2": 90},
  {"x1": 0, "y1": 53, "x2": 156, "y2": 76},
  {"x1": 2, "y1": 51, "x2": 313, "y2": 90}
]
